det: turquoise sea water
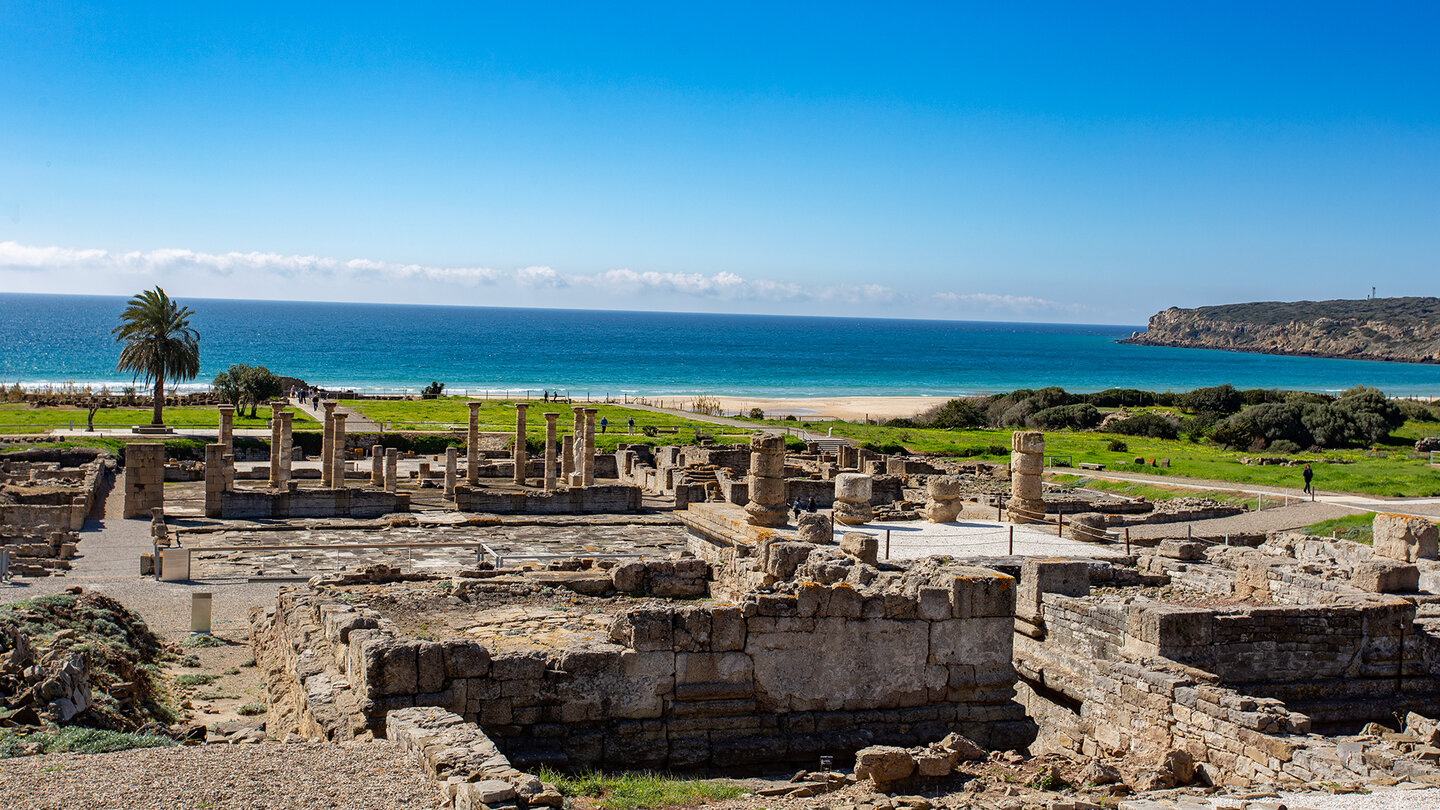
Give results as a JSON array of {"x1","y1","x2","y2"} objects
[{"x1": 2, "y1": 293, "x2": 1438, "y2": 397}]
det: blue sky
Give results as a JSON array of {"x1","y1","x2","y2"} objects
[{"x1": 2, "y1": 2, "x2": 1437, "y2": 323}]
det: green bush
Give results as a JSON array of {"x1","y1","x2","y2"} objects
[
  {"x1": 1182, "y1": 384, "x2": 1243, "y2": 415},
  {"x1": 925, "y1": 398, "x2": 985, "y2": 429},
  {"x1": 1027, "y1": 403, "x2": 1102, "y2": 431},
  {"x1": 1105, "y1": 412, "x2": 1180, "y2": 439},
  {"x1": 747, "y1": 407, "x2": 765, "y2": 420},
  {"x1": 1105, "y1": 439, "x2": 1128, "y2": 452}
]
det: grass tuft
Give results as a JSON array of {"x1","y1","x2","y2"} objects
[
  {"x1": 535, "y1": 768, "x2": 745, "y2": 810},
  {"x1": 0, "y1": 727, "x2": 178, "y2": 758}
]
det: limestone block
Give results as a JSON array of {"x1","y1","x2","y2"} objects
[
  {"x1": 751, "y1": 450, "x2": 785, "y2": 479},
  {"x1": 1011, "y1": 475, "x2": 1043, "y2": 501},
  {"x1": 1353, "y1": 560, "x2": 1420, "y2": 593},
  {"x1": 1010, "y1": 452, "x2": 1045, "y2": 476},
  {"x1": 674, "y1": 652, "x2": 753, "y2": 700},
  {"x1": 710, "y1": 607, "x2": 746, "y2": 651},
  {"x1": 359, "y1": 638, "x2": 418, "y2": 697},
  {"x1": 1066, "y1": 512, "x2": 1108, "y2": 542},
  {"x1": 1128, "y1": 603, "x2": 1212, "y2": 649},
  {"x1": 927, "y1": 475, "x2": 961, "y2": 498},
  {"x1": 748, "y1": 617, "x2": 929, "y2": 711},
  {"x1": 444, "y1": 640, "x2": 491, "y2": 679},
  {"x1": 833, "y1": 500, "x2": 873, "y2": 526},
  {"x1": 834, "y1": 472, "x2": 873, "y2": 503},
  {"x1": 1159, "y1": 539, "x2": 1204, "y2": 560},
  {"x1": 939, "y1": 732, "x2": 986, "y2": 762},
  {"x1": 854, "y1": 745, "x2": 915, "y2": 783},
  {"x1": 1373, "y1": 514, "x2": 1439, "y2": 563},
  {"x1": 928, "y1": 617, "x2": 1014, "y2": 679},
  {"x1": 1011, "y1": 430, "x2": 1044, "y2": 455},
  {"x1": 1006, "y1": 496, "x2": 1045, "y2": 524},
  {"x1": 795, "y1": 513, "x2": 832, "y2": 544},
  {"x1": 765, "y1": 541, "x2": 815, "y2": 580},
  {"x1": 950, "y1": 568, "x2": 1016, "y2": 618},
  {"x1": 748, "y1": 476, "x2": 787, "y2": 504},
  {"x1": 840, "y1": 532, "x2": 878, "y2": 564},
  {"x1": 922, "y1": 499, "x2": 962, "y2": 523},
  {"x1": 1017, "y1": 559, "x2": 1089, "y2": 620},
  {"x1": 611, "y1": 561, "x2": 648, "y2": 593}
]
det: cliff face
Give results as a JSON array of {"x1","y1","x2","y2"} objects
[{"x1": 1121, "y1": 298, "x2": 1440, "y2": 364}]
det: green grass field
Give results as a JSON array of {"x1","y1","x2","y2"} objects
[
  {"x1": 0, "y1": 403, "x2": 318, "y2": 434},
  {"x1": 343, "y1": 398, "x2": 753, "y2": 450},
  {"x1": 741, "y1": 416, "x2": 1440, "y2": 497},
  {"x1": 1050, "y1": 473, "x2": 1272, "y2": 511},
  {"x1": 1303, "y1": 512, "x2": 1378, "y2": 544}
]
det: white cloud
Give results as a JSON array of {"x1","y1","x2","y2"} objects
[{"x1": 0, "y1": 240, "x2": 1082, "y2": 317}]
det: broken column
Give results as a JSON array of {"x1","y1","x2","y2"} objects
[
  {"x1": 320, "y1": 401, "x2": 338, "y2": 487},
  {"x1": 384, "y1": 448, "x2": 398, "y2": 493},
  {"x1": 217, "y1": 405, "x2": 235, "y2": 452},
  {"x1": 833, "y1": 472, "x2": 874, "y2": 525},
  {"x1": 544, "y1": 412, "x2": 558, "y2": 491},
  {"x1": 1006, "y1": 430, "x2": 1045, "y2": 524},
  {"x1": 122, "y1": 442, "x2": 165, "y2": 519},
  {"x1": 583, "y1": 408, "x2": 597, "y2": 486},
  {"x1": 445, "y1": 446, "x2": 458, "y2": 499},
  {"x1": 467, "y1": 401, "x2": 481, "y2": 486},
  {"x1": 203, "y1": 442, "x2": 227, "y2": 518},
  {"x1": 744, "y1": 433, "x2": 789, "y2": 527},
  {"x1": 561, "y1": 434, "x2": 575, "y2": 484},
  {"x1": 276, "y1": 411, "x2": 293, "y2": 488},
  {"x1": 513, "y1": 403, "x2": 528, "y2": 485},
  {"x1": 330, "y1": 412, "x2": 348, "y2": 490},
  {"x1": 268, "y1": 400, "x2": 286, "y2": 489},
  {"x1": 922, "y1": 475, "x2": 962, "y2": 523},
  {"x1": 371, "y1": 444, "x2": 384, "y2": 487}
]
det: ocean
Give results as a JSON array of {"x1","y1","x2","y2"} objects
[{"x1": 2, "y1": 293, "x2": 1439, "y2": 397}]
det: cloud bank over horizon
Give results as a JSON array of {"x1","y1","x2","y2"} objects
[{"x1": 0, "y1": 240, "x2": 1084, "y2": 321}]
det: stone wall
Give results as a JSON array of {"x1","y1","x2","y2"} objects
[
  {"x1": 452, "y1": 483, "x2": 640, "y2": 514},
  {"x1": 254, "y1": 554, "x2": 1030, "y2": 770},
  {"x1": 122, "y1": 443, "x2": 165, "y2": 518},
  {"x1": 220, "y1": 488, "x2": 410, "y2": 519}
]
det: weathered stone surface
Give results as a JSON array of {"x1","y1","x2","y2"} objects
[
  {"x1": 1352, "y1": 559, "x2": 1419, "y2": 593},
  {"x1": 796, "y1": 512, "x2": 832, "y2": 544},
  {"x1": 839, "y1": 532, "x2": 878, "y2": 565},
  {"x1": 1373, "y1": 514, "x2": 1439, "y2": 562},
  {"x1": 834, "y1": 473, "x2": 873, "y2": 503},
  {"x1": 854, "y1": 745, "x2": 915, "y2": 784}
]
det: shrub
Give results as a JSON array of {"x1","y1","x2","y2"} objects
[
  {"x1": 1105, "y1": 412, "x2": 1180, "y2": 439},
  {"x1": 1182, "y1": 384, "x2": 1243, "y2": 415},
  {"x1": 1026, "y1": 403, "x2": 1102, "y2": 431},
  {"x1": 1268, "y1": 439, "x2": 1302, "y2": 454},
  {"x1": 0, "y1": 727, "x2": 178, "y2": 759},
  {"x1": 1084, "y1": 388, "x2": 1155, "y2": 408},
  {"x1": 747, "y1": 407, "x2": 765, "y2": 420},
  {"x1": 236, "y1": 702, "x2": 266, "y2": 717},
  {"x1": 421, "y1": 381, "x2": 445, "y2": 399},
  {"x1": 884, "y1": 417, "x2": 922, "y2": 429},
  {"x1": 925, "y1": 398, "x2": 985, "y2": 429},
  {"x1": 1105, "y1": 439, "x2": 1128, "y2": 452},
  {"x1": 1396, "y1": 399, "x2": 1439, "y2": 422}
]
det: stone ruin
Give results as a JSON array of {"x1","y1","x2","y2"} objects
[{"x1": 1, "y1": 448, "x2": 107, "y2": 577}]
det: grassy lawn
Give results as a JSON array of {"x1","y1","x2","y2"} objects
[
  {"x1": 535, "y1": 768, "x2": 744, "y2": 810},
  {"x1": 344, "y1": 398, "x2": 753, "y2": 450},
  {"x1": 1050, "y1": 473, "x2": 1274, "y2": 511},
  {"x1": 1304, "y1": 512, "x2": 1377, "y2": 544},
  {"x1": 738, "y1": 418, "x2": 1440, "y2": 498},
  {"x1": 0, "y1": 403, "x2": 318, "y2": 434}
]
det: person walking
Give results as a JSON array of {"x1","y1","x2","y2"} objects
[
  {"x1": 600, "y1": 416, "x2": 608, "y2": 433},
  {"x1": 1302, "y1": 463, "x2": 1314, "y2": 498},
  {"x1": 627, "y1": 417, "x2": 635, "y2": 434}
]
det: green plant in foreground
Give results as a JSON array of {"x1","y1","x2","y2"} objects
[
  {"x1": 173, "y1": 673, "x2": 219, "y2": 687},
  {"x1": 236, "y1": 702, "x2": 266, "y2": 716},
  {"x1": 0, "y1": 727, "x2": 178, "y2": 758},
  {"x1": 535, "y1": 767, "x2": 744, "y2": 810},
  {"x1": 182, "y1": 633, "x2": 228, "y2": 648}
]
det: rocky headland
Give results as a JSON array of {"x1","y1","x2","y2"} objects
[{"x1": 1122, "y1": 297, "x2": 1440, "y2": 364}]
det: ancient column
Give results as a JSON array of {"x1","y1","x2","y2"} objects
[
  {"x1": 445, "y1": 446, "x2": 458, "y2": 498},
  {"x1": 466, "y1": 401, "x2": 481, "y2": 486},
  {"x1": 320, "y1": 401, "x2": 338, "y2": 487},
  {"x1": 923, "y1": 475, "x2": 962, "y2": 523},
  {"x1": 1007, "y1": 430, "x2": 1045, "y2": 524},
  {"x1": 217, "y1": 405, "x2": 235, "y2": 452},
  {"x1": 268, "y1": 400, "x2": 286, "y2": 488},
  {"x1": 330, "y1": 412, "x2": 348, "y2": 490},
  {"x1": 513, "y1": 403, "x2": 528, "y2": 485},
  {"x1": 277, "y1": 412, "x2": 293, "y2": 488},
  {"x1": 543, "y1": 412, "x2": 558, "y2": 491},
  {"x1": 744, "y1": 433, "x2": 789, "y2": 526},
  {"x1": 203, "y1": 443, "x2": 226, "y2": 518},
  {"x1": 833, "y1": 473, "x2": 874, "y2": 525},
  {"x1": 371, "y1": 444, "x2": 384, "y2": 487},
  {"x1": 384, "y1": 448, "x2": 398, "y2": 493},
  {"x1": 582, "y1": 408, "x2": 597, "y2": 486}
]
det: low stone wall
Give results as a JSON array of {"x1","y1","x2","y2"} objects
[
  {"x1": 221, "y1": 487, "x2": 410, "y2": 519},
  {"x1": 254, "y1": 552, "x2": 1030, "y2": 770},
  {"x1": 387, "y1": 707, "x2": 559, "y2": 810},
  {"x1": 452, "y1": 483, "x2": 640, "y2": 514}
]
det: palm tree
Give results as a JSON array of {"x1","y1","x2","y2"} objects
[{"x1": 113, "y1": 287, "x2": 201, "y2": 426}]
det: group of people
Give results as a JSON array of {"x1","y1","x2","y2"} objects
[
  {"x1": 541, "y1": 390, "x2": 569, "y2": 403},
  {"x1": 792, "y1": 496, "x2": 820, "y2": 519}
]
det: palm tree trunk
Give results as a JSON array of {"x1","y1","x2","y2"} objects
[{"x1": 152, "y1": 376, "x2": 165, "y2": 425}]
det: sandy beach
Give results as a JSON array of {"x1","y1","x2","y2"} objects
[{"x1": 704, "y1": 395, "x2": 943, "y2": 422}]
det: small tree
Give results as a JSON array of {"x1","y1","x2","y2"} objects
[
  {"x1": 422, "y1": 381, "x2": 445, "y2": 399},
  {"x1": 113, "y1": 287, "x2": 200, "y2": 426},
  {"x1": 239, "y1": 366, "x2": 283, "y2": 417},
  {"x1": 211, "y1": 365, "x2": 248, "y2": 409}
]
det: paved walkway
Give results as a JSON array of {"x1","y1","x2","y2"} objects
[
  {"x1": 290, "y1": 396, "x2": 380, "y2": 431},
  {"x1": 1055, "y1": 468, "x2": 1440, "y2": 520}
]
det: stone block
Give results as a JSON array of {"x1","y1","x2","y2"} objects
[
  {"x1": 840, "y1": 532, "x2": 878, "y2": 564},
  {"x1": 1353, "y1": 560, "x2": 1420, "y2": 593},
  {"x1": 674, "y1": 652, "x2": 754, "y2": 700},
  {"x1": 1129, "y1": 603, "x2": 1212, "y2": 649},
  {"x1": 1373, "y1": 514, "x2": 1439, "y2": 563},
  {"x1": 854, "y1": 745, "x2": 915, "y2": 783},
  {"x1": 443, "y1": 640, "x2": 491, "y2": 679},
  {"x1": 1159, "y1": 539, "x2": 1205, "y2": 560},
  {"x1": 765, "y1": 541, "x2": 814, "y2": 579},
  {"x1": 834, "y1": 473, "x2": 873, "y2": 502},
  {"x1": 1017, "y1": 558, "x2": 1089, "y2": 620}
]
